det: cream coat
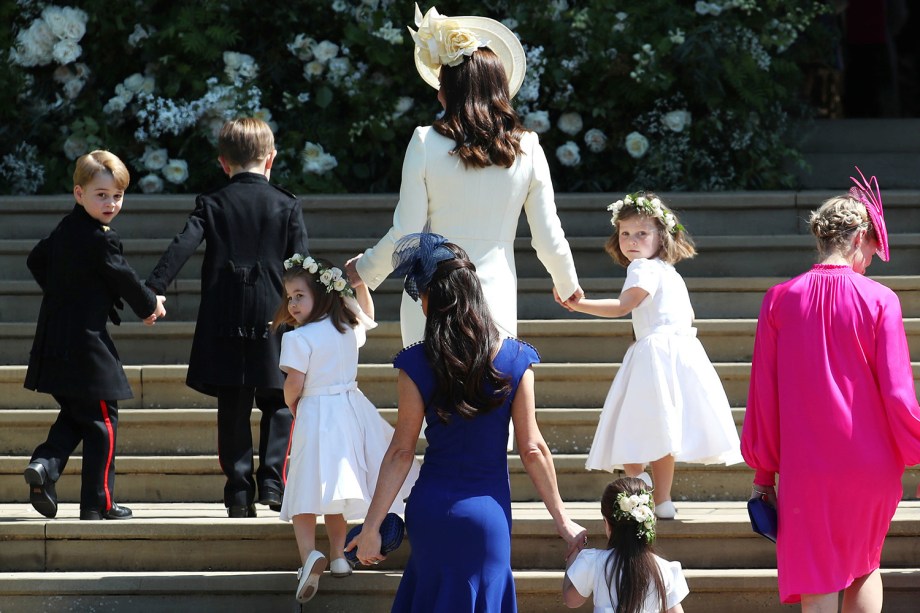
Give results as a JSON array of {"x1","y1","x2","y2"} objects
[{"x1": 356, "y1": 126, "x2": 579, "y2": 345}]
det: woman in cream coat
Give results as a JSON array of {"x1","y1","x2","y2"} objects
[{"x1": 347, "y1": 7, "x2": 581, "y2": 345}]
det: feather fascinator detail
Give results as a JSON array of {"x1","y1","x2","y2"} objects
[
  {"x1": 849, "y1": 167, "x2": 889, "y2": 261},
  {"x1": 392, "y1": 231, "x2": 457, "y2": 301}
]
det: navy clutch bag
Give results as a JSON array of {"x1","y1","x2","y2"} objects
[
  {"x1": 344, "y1": 513, "x2": 406, "y2": 567},
  {"x1": 747, "y1": 497, "x2": 778, "y2": 543}
]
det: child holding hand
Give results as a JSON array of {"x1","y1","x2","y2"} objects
[
  {"x1": 567, "y1": 193, "x2": 742, "y2": 519},
  {"x1": 273, "y1": 254, "x2": 418, "y2": 604},
  {"x1": 563, "y1": 477, "x2": 688, "y2": 612}
]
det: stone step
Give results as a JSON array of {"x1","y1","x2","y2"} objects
[
  {"x1": 4, "y1": 191, "x2": 920, "y2": 239},
  {"x1": 2, "y1": 502, "x2": 918, "y2": 574},
  {"x1": 2, "y1": 455, "x2": 918, "y2": 506},
  {"x1": 4, "y1": 568, "x2": 918, "y2": 613},
  {"x1": 7, "y1": 362, "x2": 920, "y2": 411},
  {"x1": 4, "y1": 276, "x2": 920, "y2": 324},
  {"x1": 0, "y1": 406, "x2": 746, "y2": 457},
  {"x1": 4, "y1": 234, "x2": 920, "y2": 282},
  {"x1": 5, "y1": 318, "x2": 920, "y2": 366}
]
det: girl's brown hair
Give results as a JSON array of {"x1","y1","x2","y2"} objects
[
  {"x1": 605, "y1": 192, "x2": 696, "y2": 268},
  {"x1": 433, "y1": 48, "x2": 525, "y2": 169},
  {"x1": 600, "y1": 477, "x2": 668, "y2": 613},
  {"x1": 271, "y1": 259, "x2": 358, "y2": 333}
]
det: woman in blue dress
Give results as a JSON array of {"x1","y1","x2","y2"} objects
[{"x1": 348, "y1": 232, "x2": 587, "y2": 612}]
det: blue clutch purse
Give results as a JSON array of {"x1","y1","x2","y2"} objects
[
  {"x1": 344, "y1": 513, "x2": 406, "y2": 567},
  {"x1": 747, "y1": 497, "x2": 778, "y2": 543}
]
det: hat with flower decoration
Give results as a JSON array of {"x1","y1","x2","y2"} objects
[{"x1": 409, "y1": 3, "x2": 526, "y2": 98}]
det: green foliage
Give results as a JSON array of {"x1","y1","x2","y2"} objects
[{"x1": 1, "y1": 0, "x2": 833, "y2": 195}]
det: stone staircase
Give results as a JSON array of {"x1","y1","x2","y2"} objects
[{"x1": 1, "y1": 193, "x2": 919, "y2": 612}]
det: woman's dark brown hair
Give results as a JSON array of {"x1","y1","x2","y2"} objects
[
  {"x1": 600, "y1": 477, "x2": 668, "y2": 613},
  {"x1": 423, "y1": 243, "x2": 510, "y2": 422},
  {"x1": 433, "y1": 47, "x2": 525, "y2": 169},
  {"x1": 271, "y1": 259, "x2": 358, "y2": 333}
]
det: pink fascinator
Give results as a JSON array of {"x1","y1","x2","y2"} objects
[{"x1": 848, "y1": 167, "x2": 889, "y2": 261}]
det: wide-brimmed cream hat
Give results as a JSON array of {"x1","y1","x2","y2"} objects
[{"x1": 409, "y1": 4, "x2": 526, "y2": 98}]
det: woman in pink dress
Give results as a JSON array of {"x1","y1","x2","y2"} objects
[{"x1": 742, "y1": 170, "x2": 920, "y2": 611}]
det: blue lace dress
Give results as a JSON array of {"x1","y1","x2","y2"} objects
[{"x1": 390, "y1": 338, "x2": 539, "y2": 612}]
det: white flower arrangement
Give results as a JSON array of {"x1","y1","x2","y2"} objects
[
  {"x1": 607, "y1": 192, "x2": 683, "y2": 235},
  {"x1": 162, "y1": 159, "x2": 189, "y2": 184},
  {"x1": 301, "y1": 141, "x2": 338, "y2": 175},
  {"x1": 283, "y1": 253, "x2": 355, "y2": 298},
  {"x1": 614, "y1": 490, "x2": 656, "y2": 543},
  {"x1": 409, "y1": 4, "x2": 487, "y2": 69}
]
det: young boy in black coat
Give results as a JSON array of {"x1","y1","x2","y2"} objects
[
  {"x1": 146, "y1": 117, "x2": 308, "y2": 517},
  {"x1": 24, "y1": 150, "x2": 167, "y2": 520}
]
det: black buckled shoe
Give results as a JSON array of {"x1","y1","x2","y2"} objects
[
  {"x1": 257, "y1": 485, "x2": 283, "y2": 512},
  {"x1": 228, "y1": 504, "x2": 257, "y2": 518},
  {"x1": 80, "y1": 503, "x2": 134, "y2": 520},
  {"x1": 24, "y1": 462, "x2": 58, "y2": 519}
]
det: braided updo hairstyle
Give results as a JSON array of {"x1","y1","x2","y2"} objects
[{"x1": 808, "y1": 195, "x2": 876, "y2": 260}]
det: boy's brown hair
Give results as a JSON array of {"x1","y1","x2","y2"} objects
[
  {"x1": 218, "y1": 117, "x2": 275, "y2": 167},
  {"x1": 73, "y1": 150, "x2": 130, "y2": 190}
]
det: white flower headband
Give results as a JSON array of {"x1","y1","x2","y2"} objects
[
  {"x1": 283, "y1": 253, "x2": 354, "y2": 299},
  {"x1": 409, "y1": 4, "x2": 488, "y2": 69},
  {"x1": 608, "y1": 193, "x2": 684, "y2": 235},
  {"x1": 614, "y1": 490, "x2": 656, "y2": 543}
]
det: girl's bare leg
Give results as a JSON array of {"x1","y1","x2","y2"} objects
[{"x1": 292, "y1": 513, "x2": 317, "y2": 564}]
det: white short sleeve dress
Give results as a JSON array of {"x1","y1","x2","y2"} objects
[
  {"x1": 586, "y1": 257, "x2": 743, "y2": 470},
  {"x1": 278, "y1": 315, "x2": 419, "y2": 520}
]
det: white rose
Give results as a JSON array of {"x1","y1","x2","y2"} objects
[
  {"x1": 555, "y1": 141, "x2": 581, "y2": 167},
  {"x1": 584, "y1": 128, "x2": 608, "y2": 153},
  {"x1": 330, "y1": 267, "x2": 344, "y2": 280},
  {"x1": 557, "y1": 112, "x2": 583, "y2": 136},
  {"x1": 62, "y1": 78, "x2": 84, "y2": 99},
  {"x1": 142, "y1": 147, "x2": 169, "y2": 171},
  {"x1": 332, "y1": 0, "x2": 348, "y2": 12},
  {"x1": 13, "y1": 20, "x2": 56, "y2": 67},
  {"x1": 138, "y1": 174, "x2": 164, "y2": 194},
  {"x1": 306, "y1": 262, "x2": 319, "y2": 274},
  {"x1": 58, "y1": 7, "x2": 88, "y2": 41},
  {"x1": 318, "y1": 153, "x2": 338, "y2": 173},
  {"x1": 162, "y1": 159, "x2": 189, "y2": 184},
  {"x1": 523, "y1": 110, "x2": 551, "y2": 134},
  {"x1": 223, "y1": 51, "x2": 243, "y2": 70},
  {"x1": 52, "y1": 39, "x2": 82, "y2": 65},
  {"x1": 312, "y1": 40, "x2": 340, "y2": 63},
  {"x1": 62, "y1": 135, "x2": 86, "y2": 160},
  {"x1": 435, "y1": 23, "x2": 484, "y2": 67},
  {"x1": 319, "y1": 270, "x2": 334, "y2": 285},
  {"x1": 237, "y1": 57, "x2": 259, "y2": 80},
  {"x1": 327, "y1": 56, "x2": 351, "y2": 78},
  {"x1": 661, "y1": 110, "x2": 692, "y2": 133},
  {"x1": 303, "y1": 61, "x2": 325, "y2": 79},
  {"x1": 123, "y1": 73, "x2": 146, "y2": 92},
  {"x1": 139, "y1": 76, "x2": 156, "y2": 94},
  {"x1": 288, "y1": 33, "x2": 315, "y2": 61},
  {"x1": 103, "y1": 96, "x2": 128, "y2": 114},
  {"x1": 333, "y1": 278, "x2": 347, "y2": 292},
  {"x1": 625, "y1": 131, "x2": 649, "y2": 159},
  {"x1": 41, "y1": 6, "x2": 68, "y2": 39}
]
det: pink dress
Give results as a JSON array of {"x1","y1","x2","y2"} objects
[{"x1": 742, "y1": 264, "x2": 920, "y2": 603}]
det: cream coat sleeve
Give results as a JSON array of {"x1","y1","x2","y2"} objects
[
  {"x1": 356, "y1": 128, "x2": 429, "y2": 290},
  {"x1": 523, "y1": 134, "x2": 579, "y2": 299}
]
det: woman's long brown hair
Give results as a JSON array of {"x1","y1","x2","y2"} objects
[{"x1": 433, "y1": 47, "x2": 525, "y2": 169}]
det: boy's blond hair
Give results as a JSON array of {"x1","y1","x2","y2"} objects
[
  {"x1": 218, "y1": 117, "x2": 275, "y2": 167},
  {"x1": 73, "y1": 150, "x2": 130, "y2": 190}
]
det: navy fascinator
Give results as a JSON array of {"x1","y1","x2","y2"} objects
[{"x1": 392, "y1": 230, "x2": 457, "y2": 300}]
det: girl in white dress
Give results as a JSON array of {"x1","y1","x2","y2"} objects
[
  {"x1": 272, "y1": 254, "x2": 419, "y2": 603},
  {"x1": 563, "y1": 477, "x2": 688, "y2": 613},
  {"x1": 565, "y1": 193, "x2": 741, "y2": 519}
]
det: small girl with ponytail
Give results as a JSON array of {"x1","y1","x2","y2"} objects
[{"x1": 563, "y1": 477, "x2": 688, "y2": 613}]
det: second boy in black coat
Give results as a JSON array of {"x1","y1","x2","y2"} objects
[{"x1": 146, "y1": 118, "x2": 309, "y2": 517}]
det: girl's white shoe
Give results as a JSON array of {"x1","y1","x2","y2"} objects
[
  {"x1": 636, "y1": 472, "x2": 653, "y2": 488},
  {"x1": 330, "y1": 557, "x2": 353, "y2": 577},
  {"x1": 655, "y1": 500, "x2": 676, "y2": 520},
  {"x1": 296, "y1": 550, "x2": 327, "y2": 603}
]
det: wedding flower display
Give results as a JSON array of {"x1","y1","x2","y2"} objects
[{"x1": 2, "y1": 1, "x2": 831, "y2": 195}]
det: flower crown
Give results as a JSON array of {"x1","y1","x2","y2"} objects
[
  {"x1": 613, "y1": 490, "x2": 656, "y2": 543},
  {"x1": 409, "y1": 4, "x2": 488, "y2": 69},
  {"x1": 283, "y1": 253, "x2": 354, "y2": 299},
  {"x1": 608, "y1": 193, "x2": 684, "y2": 235}
]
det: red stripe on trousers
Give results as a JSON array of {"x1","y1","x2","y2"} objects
[{"x1": 99, "y1": 400, "x2": 115, "y2": 510}]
